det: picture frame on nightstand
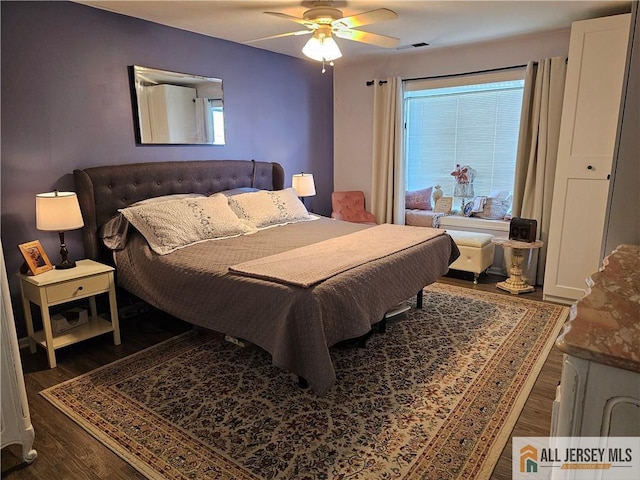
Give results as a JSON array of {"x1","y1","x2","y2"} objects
[
  {"x1": 18, "y1": 240, "x2": 53, "y2": 275},
  {"x1": 434, "y1": 196, "x2": 453, "y2": 214}
]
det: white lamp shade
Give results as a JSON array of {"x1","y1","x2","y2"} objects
[
  {"x1": 36, "y1": 191, "x2": 84, "y2": 231},
  {"x1": 292, "y1": 173, "x2": 316, "y2": 197},
  {"x1": 302, "y1": 36, "x2": 323, "y2": 61},
  {"x1": 302, "y1": 35, "x2": 342, "y2": 62},
  {"x1": 320, "y1": 37, "x2": 342, "y2": 61}
]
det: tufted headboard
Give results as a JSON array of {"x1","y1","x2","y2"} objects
[{"x1": 74, "y1": 159, "x2": 285, "y2": 264}]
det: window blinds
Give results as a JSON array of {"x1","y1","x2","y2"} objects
[{"x1": 404, "y1": 71, "x2": 525, "y2": 199}]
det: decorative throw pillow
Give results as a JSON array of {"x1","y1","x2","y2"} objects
[
  {"x1": 405, "y1": 187, "x2": 433, "y2": 210},
  {"x1": 473, "y1": 198, "x2": 511, "y2": 220},
  {"x1": 119, "y1": 194, "x2": 255, "y2": 255},
  {"x1": 228, "y1": 188, "x2": 310, "y2": 228}
]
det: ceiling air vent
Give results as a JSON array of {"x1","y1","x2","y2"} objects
[{"x1": 396, "y1": 42, "x2": 430, "y2": 51}]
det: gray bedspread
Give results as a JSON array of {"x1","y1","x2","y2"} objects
[{"x1": 115, "y1": 217, "x2": 457, "y2": 394}]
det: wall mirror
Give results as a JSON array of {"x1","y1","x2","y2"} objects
[{"x1": 132, "y1": 65, "x2": 225, "y2": 145}]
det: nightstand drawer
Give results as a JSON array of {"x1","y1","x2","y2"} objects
[{"x1": 46, "y1": 275, "x2": 110, "y2": 303}]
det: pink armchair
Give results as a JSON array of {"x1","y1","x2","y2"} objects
[{"x1": 331, "y1": 191, "x2": 377, "y2": 224}]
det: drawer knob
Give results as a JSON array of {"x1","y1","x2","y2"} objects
[
  {"x1": 587, "y1": 165, "x2": 593, "y2": 170},
  {"x1": 77, "y1": 286, "x2": 83, "y2": 291}
]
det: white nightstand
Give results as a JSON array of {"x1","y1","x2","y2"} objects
[{"x1": 19, "y1": 259, "x2": 121, "y2": 368}]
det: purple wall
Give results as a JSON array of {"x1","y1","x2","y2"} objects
[{"x1": 1, "y1": 1, "x2": 333, "y2": 335}]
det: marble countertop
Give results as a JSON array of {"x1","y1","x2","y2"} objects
[{"x1": 556, "y1": 244, "x2": 640, "y2": 373}]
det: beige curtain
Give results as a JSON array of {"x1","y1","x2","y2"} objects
[
  {"x1": 512, "y1": 57, "x2": 567, "y2": 285},
  {"x1": 371, "y1": 77, "x2": 405, "y2": 224}
]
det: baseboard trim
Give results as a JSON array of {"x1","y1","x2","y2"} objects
[{"x1": 542, "y1": 293, "x2": 576, "y2": 306}]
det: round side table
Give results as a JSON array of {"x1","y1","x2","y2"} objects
[{"x1": 491, "y1": 237, "x2": 544, "y2": 294}]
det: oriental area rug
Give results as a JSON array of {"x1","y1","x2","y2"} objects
[{"x1": 41, "y1": 283, "x2": 568, "y2": 480}]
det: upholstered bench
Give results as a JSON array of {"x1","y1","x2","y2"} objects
[{"x1": 445, "y1": 229, "x2": 495, "y2": 284}]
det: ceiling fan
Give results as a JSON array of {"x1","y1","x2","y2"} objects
[{"x1": 247, "y1": 1, "x2": 399, "y2": 68}]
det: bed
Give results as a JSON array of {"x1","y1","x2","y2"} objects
[{"x1": 74, "y1": 160, "x2": 458, "y2": 394}]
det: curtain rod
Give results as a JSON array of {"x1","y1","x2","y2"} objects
[{"x1": 365, "y1": 63, "x2": 529, "y2": 86}]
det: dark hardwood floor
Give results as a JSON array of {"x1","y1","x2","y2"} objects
[{"x1": 1, "y1": 273, "x2": 565, "y2": 479}]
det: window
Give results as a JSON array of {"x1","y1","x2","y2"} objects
[
  {"x1": 212, "y1": 106, "x2": 225, "y2": 145},
  {"x1": 404, "y1": 70, "x2": 525, "y2": 208}
]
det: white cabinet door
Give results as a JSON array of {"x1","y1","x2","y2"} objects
[
  {"x1": 0, "y1": 241, "x2": 37, "y2": 463},
  {"x1": 554, "y1": 355, "x2": 640, "y2": 438},
  {"x1": 544, "y1": 14, "x2": 631, "y2": 304}
]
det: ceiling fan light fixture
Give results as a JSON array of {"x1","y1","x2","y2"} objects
[
  {"x1": 302, "y1": 33, "x2": 342, "y2": 62},
  {"x1": 302, "y1": 36, "x2": 323, "y2": 61}
]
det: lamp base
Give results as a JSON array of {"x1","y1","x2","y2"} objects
[
  {"x1": 56, "y1": 232, "x2": 76, "y2": 269},
  {"x1": 55, "y1": 259, "x2": 76, "y2": 269},
  {"x1": 454, "y1": 197, "x2": 466, "y2": 215}
]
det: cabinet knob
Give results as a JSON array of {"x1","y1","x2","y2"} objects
[
  {"x1": 78, "y1": 286, "x2": 83, "y2": 291},
  {"x1": 587, "y1": 165, "x2": 593, "y2": 170}
]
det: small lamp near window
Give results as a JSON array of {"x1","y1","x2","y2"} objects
[
  {"x1": 292, "y1": 173, "x2": 316, "y2": 208},
  {"x1": 454, "y1": 183, "x2": 475, "y2": 214},
  {"x1": 451, "y1": 164, "x2": 477, "y2": 214},
  {"x1": 36, "y1": 190, "x2": 84, "y2": 269}
]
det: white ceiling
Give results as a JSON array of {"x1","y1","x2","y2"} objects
[{"x1": 75, "y1": 1, "x2": 632, "y2": 62}]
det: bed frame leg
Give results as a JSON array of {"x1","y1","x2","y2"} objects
[
  {"x1": 377, "y1": 317, "x2": 387, "y2": 334},
  {"x1": 298, "y1": 376, "x2": 308, "y2": 389},
  {"x1": 417, "y1": 289, "x2": 423, "y2": 309}
]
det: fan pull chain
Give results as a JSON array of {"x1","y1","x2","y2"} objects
[{"x1": 321, "y1": 59, "x2": 335, "y2": 74}]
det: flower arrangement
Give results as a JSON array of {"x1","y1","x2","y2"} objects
[{"x1": 451, "y1": 163, "x2": 470, "y2": 184}]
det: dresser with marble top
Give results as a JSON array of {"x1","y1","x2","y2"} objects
[{"x1": 552, "y1": 244, "x2": 640, "y2": 438}]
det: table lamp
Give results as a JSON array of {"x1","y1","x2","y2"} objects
[
  {"x1": 292, "y1": 173, "x2": 316, "y2": 208},
  {"x1": 36, "y1": 190, "x2": 84, "y2": 269},
  {"x1": 454, "y1": 183, "x2": 474, "y2": 214},
  {"x1": 451, "y1": 164, "x2": 476, "y2": 214}
]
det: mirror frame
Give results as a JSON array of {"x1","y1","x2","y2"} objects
[{"x1": 130, "y1": 65, "x2": 225, "y2": 145}]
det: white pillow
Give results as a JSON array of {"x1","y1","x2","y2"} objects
[
  {"x1": 227, "y1": 188, "x2": 310, "y2": 228},
  {"x1": 120, "y1": 193, "x2": 255, "y2": 254},
  {"x1": 99, "y1": 193, "x2": 206, "y2": 250}
]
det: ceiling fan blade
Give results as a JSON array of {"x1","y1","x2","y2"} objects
[
  {"x1": 332, "y1": 8, "x2": 397, "y2": 29},
  {"x1": 245, "y1": 30, "x2": 312, "y2": 44},
  {"x1": 334, "y1": 29, "x2": 400, "y2": 49},
  {"x1": 265, "y1": 11, "x2": 317, "y2": 28}
]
